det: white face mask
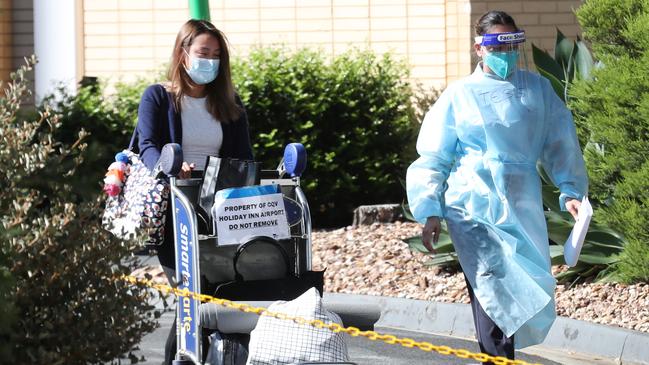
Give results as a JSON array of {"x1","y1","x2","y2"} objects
[{"x1": 184, "y1": 49, "x2": 219, "y2": 85}]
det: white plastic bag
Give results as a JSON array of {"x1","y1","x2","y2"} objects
[{"x1": 246, "y1": 288, "x2": 349, "y2": 365}]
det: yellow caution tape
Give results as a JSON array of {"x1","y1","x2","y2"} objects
[{"x1": 123, "y1": 275, "x2": 543, "y2": 365}]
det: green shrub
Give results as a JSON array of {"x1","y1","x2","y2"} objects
[
  {"x1": 575, "y1": 0, "x2": 648, "y2": 58},
  {"x1": 1, "y1": 58, "x2": 159, "y2": 364},
  {"x1": 45, "y1": 77, "x2": 151, "y2": 201},
  {"x1": 41, "y1": 48, "x2": 431, "y2": 228},
  {"x1": 0, "y1": 247, "x2": 15, "y2": 360},
  {"x1": 570, "y1": 0, "x2": 649, "y2": 282},
  {"x1": 233, "y1": 47, "x2": 421, "y2": 226}
]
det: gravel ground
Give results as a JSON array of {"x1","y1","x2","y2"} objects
[{"x1": 311, "y1": 221, "x2": 649, "y2": 334}]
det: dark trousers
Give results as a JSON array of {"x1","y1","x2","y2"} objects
[{"x1": 464, "y1": 276, "x2": 515, "y2": 365}]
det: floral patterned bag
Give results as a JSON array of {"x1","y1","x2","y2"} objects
[{"x1": 102, "y1": 132, "x2": 169, "y2": 245}]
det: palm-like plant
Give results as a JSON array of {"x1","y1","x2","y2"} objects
[{"x1": 532, "y1": 29, "x2": 596, "y2": 101}]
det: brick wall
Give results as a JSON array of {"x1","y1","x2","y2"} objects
[
  {"x1": 445, "y1": 0, "x2": 473, "y2": 83},
  {"x1": 83, "y1": 0, "x2": 187, "y2": 83},
  {"x1": 81, "y1": 0, "x2": 583, "y2": 89},
  {"x1": 10, "y1": 0, "x2": 33, "y2": 71},
  {"x1": 469, "y1": 0, "x2": 583, "y2": 70},
  {"x1": 0, "y1": 0, "x2": 11, "y2": 83},
  {"x1": 6, "y1": 0, "x2": 34, "y2": 104},
  {"x1": 0, "y1": 0, "x2": 34, "y2": 85},
  {"x1": 83, "y1": 0, "x2": 454, "y2": 88}
]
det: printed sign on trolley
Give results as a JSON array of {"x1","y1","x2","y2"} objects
[
  {"x1": 212, "y1": 184, "x2": 291, "y2": 245},
  {"x1": 173, "y1": 193, "x2": 200, "y2": 362}
]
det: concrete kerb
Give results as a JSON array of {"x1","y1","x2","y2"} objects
[{"x1": 325, "y1": 292, "x2": 649, "y2": 365}]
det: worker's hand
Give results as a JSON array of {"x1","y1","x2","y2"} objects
[
  {"x1": 179, "y1": 162, "x2": 195, "y2": 179},
  {"x1": 422, "y1": 216, "x2": 441, "y2": 254},
  {"x1": 565, "y1": 198, "x2": 581, "y2": 221}
]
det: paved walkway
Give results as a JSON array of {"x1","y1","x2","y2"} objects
[
  {"x1": 134, "y1": 255, "x2": 648, "y2": 365},
  {"x1": 136, "y1": 310, "x2": 563, "y2": 365},
  {"x1": 134, "y1": 293, "x2": 634, "y2": 365}
]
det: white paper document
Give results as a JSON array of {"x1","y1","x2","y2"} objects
[
  {"x1": 563, "y1": 196, "x2": 593, "y2": 267},
  {"x1": 212, "y1": 185, "x2": 291, "y2": 246}
]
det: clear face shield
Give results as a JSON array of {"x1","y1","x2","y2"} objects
[{"x1": 475, "y1": 31, "x2": 529, "y2": 87}]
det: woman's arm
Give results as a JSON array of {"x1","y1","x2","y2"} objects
[
  {"x1": 137, "y1": 85, "x2": 166, "y2": 170},
  {"x1": 539, "y1": 78, "x2": 589, "y2": 213},
  {"x1": 406, "y1": 88, "x2": 459, "y2": 224}
]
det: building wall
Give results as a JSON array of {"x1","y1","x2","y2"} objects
[
  {"x1": 0, "y1": 0, "x2": 11, "y2": 82},
  {"x1": 6, "y1": 0, "x2": 34, "y2": 104},
  {"x1": 445, "y1": 0, "x2": 473, "y2": 82},
  {"x1": 470, "y1": 0, "x2": 584, "y2": 69},
  {"x1": 83, "y1": 0, "x2": 472, "y2": 88},
  {"x1": 5, "y1": 1, "x2": 584, "y2": 92},
  {"x1": 10, "y1": 0, "x2": 33, "y2": 70}
]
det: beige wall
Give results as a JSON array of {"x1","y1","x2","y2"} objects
[
  {"x1": 0, "y1": 0, "x2": 11, "y2": 83},
  {"x1": 2, "y1": 0, "x2": 34, "y2": 104},
  {"x1": 470, "y1": 0, "x2": 583, "y2": 69},
  {"x1": 80, "y1": 0, "x2": 583, "y2": 89},
  {"x1": 83, "y1": 0, "x2": 470, "y2": 88},
  {"x1": 10, "y1": 0, "x2": 33, "y2": 71},
  {"x1": 0, "y1": 0, "x2": 34, "y2": 84},
  {"x1": 83, "y1": 0, "x2": 187, "y2": 82},
  {"x1": 445, "y1": 0, "x2": 473, "y2": 82}
]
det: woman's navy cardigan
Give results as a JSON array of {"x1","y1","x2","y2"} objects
[{"x1": 136, "y1": 84, "x2": 254, "y2": 170}]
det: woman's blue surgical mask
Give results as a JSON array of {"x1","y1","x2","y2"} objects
[
  {"x1": 483, "y1": 50, "x2": 519, "y2": 79},
  {"x1": 184, "y1": 50, "x2": 219, "y2": 85}
]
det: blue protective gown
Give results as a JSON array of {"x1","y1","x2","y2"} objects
[{"x1": 406, "y1": 65, "x2": 588, "y2": 348}]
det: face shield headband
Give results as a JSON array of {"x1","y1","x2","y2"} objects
[
  {"x1": 475, "y1": 31, "x2": 526, "y2": 79},
  {"x1": 474, "y1": 31, "x2": 526, "y2": 48}
]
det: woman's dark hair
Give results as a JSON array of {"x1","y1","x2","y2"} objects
[{"x1": 475, "y1": 11, "x2": 519, "y2": 35}]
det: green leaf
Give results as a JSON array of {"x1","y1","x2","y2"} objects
[
  {"x1": 549, "y1": 244, "x2": 565, "y2": 265},
  {"x1": 532, "y1": 43, "x2": 567, "y2": 100},
  {"x1": 539, "y1": 68, "x2": 567, "y2": 102},
  {"x1": 554, "y1": 28, "x2": 575, "y2": 76},
  {"x1": 574, "y1": 38, "x2": 594, "y2": 80},
  {"x1": 424, "y1": 253, "x2": 460, "y2": 267},
  {"x1": 401, "y1": 201, "x2": 416, "y2": 222},
  {"x1": 583, "y1": 228, "x2": 626, "y2": 249},
  {"x1": 404, "y1": 236, "x2": 429, "y2": 254},
  {"x1": 532, "y1": 43, "x2": 565, "y2": 83},
  {"x1": 594, "y1": 267, "x2": 619, "y2": 283},
  {"x1": 545, "y1": 210, "x2": 574, "y2": 244},
  {"x1": 576, "y1": 242, "x2": 621, "y2": 265},
  {"x1": 403, "y1": 233, "x2": 455, "y2": 254},
  {"x1": 541, "y1": 183, "x2": 562, "y2": 212},
  {"x1": 566, "y1": 40, "x2": 579, "y2": 84},
  {"x1": 555, "y1": 263, "x2": 589, "y2": 282}
]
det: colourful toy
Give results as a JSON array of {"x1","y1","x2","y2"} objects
[
  {"x1": 103, "y1": 154, "x2": 129, "y2": 197},
  {"x1": 115, "y1": 152, "x2": 129, "y2": 164},
  {"x1": 103, "y1": 183, "x2": 121, "y2": 196}
]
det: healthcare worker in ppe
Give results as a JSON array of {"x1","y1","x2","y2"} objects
[{"x1": 406, "y1": 10, "x2": 588, "y2": 363}]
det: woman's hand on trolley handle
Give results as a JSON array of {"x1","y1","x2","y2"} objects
[
  {"x1": 565, "y1": 197, "x2": 581, "y2": 221},
  {"x1": 179, "y1": 162, "x2": 196, "y2": 179},
  {"x1": 422, "y1": 216, "x2": 441, "y2": 254}
]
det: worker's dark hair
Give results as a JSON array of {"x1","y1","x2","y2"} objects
[{"x1": 475, "y1": 11, "x2": 519, "y2": 35}]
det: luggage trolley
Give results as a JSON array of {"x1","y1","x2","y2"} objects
[{"x1": 157, "y1": 143, "x2": 379, "y2": 365}]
